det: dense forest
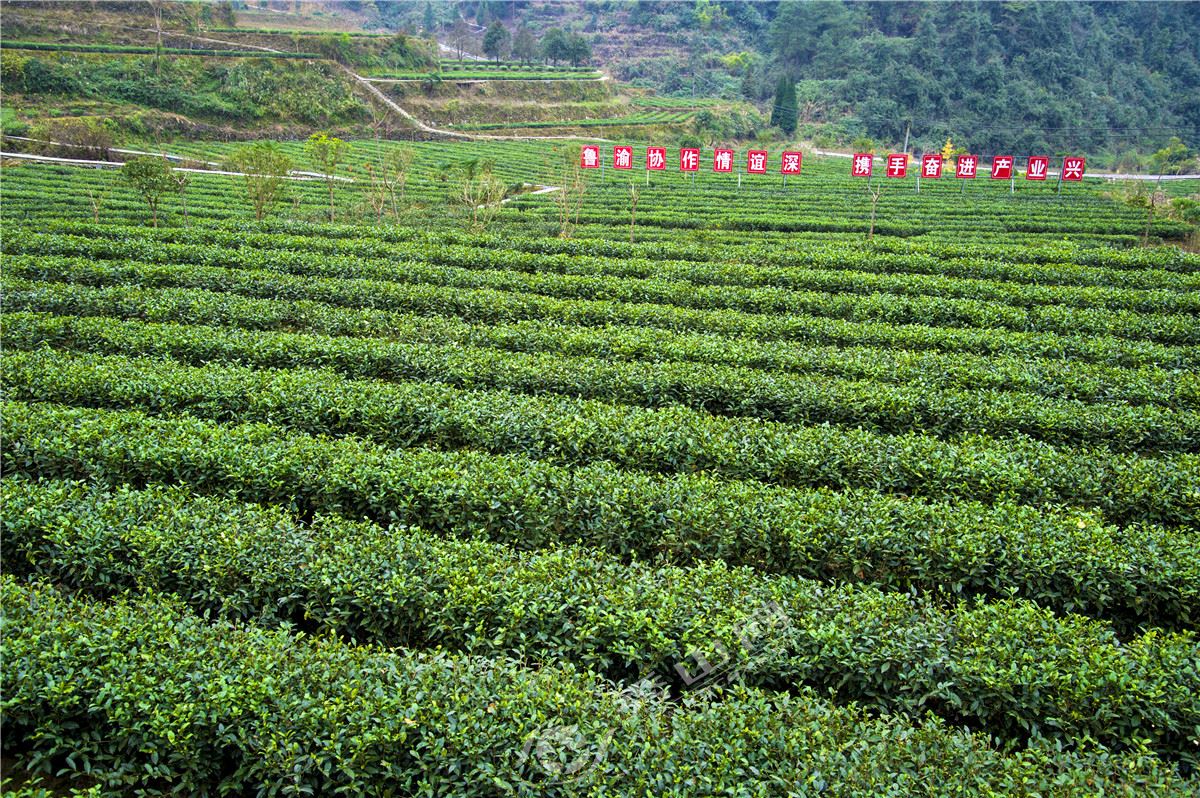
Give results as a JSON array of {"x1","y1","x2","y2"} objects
[{"x1": 758, "y1": 1, "x2": 1200, "y2": 157}]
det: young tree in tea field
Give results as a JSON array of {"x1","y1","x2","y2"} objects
[
  {"x1": 549, "y1": 143, "x2": 588, "y2": 239},
  {"x1": 227, "y1": 141, "x2": 293, "y2": 221},
  {"x1": 171, "y1": 169, "x2": 190, "y2": 226},
  {"x1": 364, "y1": 146, "x2": 416, "y2": 222},
  {"x1": 121, "y1": 155, "x2": 174, "y2": 228},
  {"x1": 448, "y1": 158, "x2": 507, "y2": 232},
  {"x1": 305, "y1": 132, "x2": 350, "y2": 223}
]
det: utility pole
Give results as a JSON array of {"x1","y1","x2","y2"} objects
[{"x1": 902, "y1": 122, "x2": 910, "y2": 156}]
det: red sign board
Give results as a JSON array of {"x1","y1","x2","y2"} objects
[
  {"x1": 1062, "y1": 157, "x2": 1086, "y2": 181},
  {"x1": 612, "y1": 146, "x2": 633, "y2": 170},
  {"x1": 851, "y1": 153, "x2": 873, "y2": 177},
  {"x1": 990, "y1": 155, "x2": 1014, "y2": 179},
  {"x1": 580, "y1": 145, "x2": 600, "y2": 169},
  {"x1": 679, "y1": 148, "x2": 700, "y2": 172},
  {"x1": 886, "y1": 153, "x2": 908, "y2": 178},
  {"x1": 780, "y1": 151, "x2": 803, "y2": 175},
  {"x1": 920, "y1": 154, "x2": 942, "y2": 178},
  {"x1": 955, "y1": 155, "x2": 978, "y2": 179},
  {"x1": 713, "y1": 149, "x2": 734, "y2": 172},
  {"x1": 747, "y1": 150, "x2": 768, "y2": 174},
  {"x1": 646, "y1": 147, "x2": 666, "y2": 171},
  {"x1": 1025, "y1": 156, "x2": 1049, "y2": 180}
]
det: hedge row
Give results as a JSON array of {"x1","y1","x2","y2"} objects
[
  {"x1": 6, "y1": 230, "x2": 1197, "y2": 345},
  {"x1": 5, "y1": 477, "x2": 1199, "y2": 762},
  {"x1": 29, "y1": 221, "x2": 1200, "y2": 313},
  {"x1": 6, "y1": 578, "x2": 1195, "y2": 796},
  {"x1": 8, "y1": 314, "x2": 1199, "y2": 455},
  {"x1": 8, "y1": 253, "x2": 1192, "y2": 369},
  {"x1": 38, "y1": 218, "x2": 1200, "y2": 290},
  {"x1": 4, "y1": 401, "x2": 1198, "y2": 627},
  {"x1": 173, "y1": 216, "x2": 1200, "y2": 280},
  {"x1": 8, "y1": 276, "x2": 1196, "y2": 411}
]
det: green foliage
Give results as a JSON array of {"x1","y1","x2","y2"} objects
[
  {"x1": 766, "y1": 1, "x2": 1199, "y2": 155},
  {"x1": 6, "y1": 577, "x2": 1196, "y2": 795},
  {"x1": 5, "y1": 53, "x2": 367, "y2": 127},
  {"x1": 483, "y1": 21, "x2": 511, "y2": 64},
  {"x1": 541, "y1": 27, "x2": 592, "y2": 67},
  {"x1": 3, "y1": 346, "x2": 1199, "y2": 630},
  {"x1": 2, "y1": 139, "x2": 1200, "y2": 792},
  {"x1": 3, "y1": 476, "x2": 1199, "y2": 766},
  {"x1": 1152, "y1": 137, "x2": 1198, "y2": 176},
  {"x1": 225, "y1": 141, "x2": 292, "y2": 221},
  {"x1": 769, "y1": 74, "x2": 797, "y2": 134},
  {"x1": 305, "y1": 132, "x2": 350, "y2": 222},
  {"x1": 120, "y1": 156, "x2": 174, "y2": 227}
]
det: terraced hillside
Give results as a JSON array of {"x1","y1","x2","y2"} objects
[{"x1": 1, "y1": 142, "x2": 1199, "y2": 795}]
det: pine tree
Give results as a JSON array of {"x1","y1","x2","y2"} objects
[{"x1": 770, "y1": 75, "x2": 797, "y2": 135}]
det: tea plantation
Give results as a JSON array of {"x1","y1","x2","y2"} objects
[{"x1": 1, "y1": 143, "x2": 1198, "y2": 796}]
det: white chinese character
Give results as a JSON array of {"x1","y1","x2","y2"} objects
[
  {"x1": 993, "y1": 157, "x2": 1012, "y2": 173},
  {"x1": 715, "y1": 151, "x2": 732, "y2": 171},
  {"x1": 749, "y1": 153, "x2": 766, "y2": 171},
  {"x1": 1028, "y1": 159, "x2": 1046, "y2": 178},
  {"x1": 853, "y1": 155, "x2": 872, "y2": 174},
  {"x1": 582, "y1": 147, "x2": 598, "y2": 167},
  {"x1": 887, "y1": 155, "x2": 906, "y2": 176},
  {"x1": 648, "y1": 149, "x2": 664, "y2": 169},
  {"x1": 1063, "y1": 159, "x2": 1083, "y2": 179},
  {"x1": 681, "y1": 149, "x2": 698, "y2": 170},
  {"x1": 783, "y1": 154, "x2": 800, "y2": 172},
  {"x1": 614, "y1": 148, "x2": 631, "y2": 168},
  {"x1": 923, "y1": 157, "x2": 940, "y2": 177},
  {"x1": 958, "y1": 158, "x2": 977, "y2": 177}
]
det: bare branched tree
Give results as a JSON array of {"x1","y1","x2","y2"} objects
[{"x1": 549, "y1": 144, "x2": 588, "y2": 239}]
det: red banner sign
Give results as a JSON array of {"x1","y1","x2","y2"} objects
[
  {"x1": 646, "y1": 147, "x2": 666, "y2": 171},
  {"x1": 990, "y1": 156, "x2": 1014, "y2": 179},
  {"x1": 851, "y1": 153, "x2": 873, "y2": 177},
  {"x1": 580, "y1": 145, "x2": 600, "y2": 169},
  {"x1": 713, "y1": 148, "x2": 734, "y2": 173},
  {"x1": 886, "y1": 153, "x2": 908, "y2": 178},
  {"x1": 1062, "y1": 157, "x2": 1086, "y2": 181},
  {"x1": 612, "y1": 146, "x2": 633, "y2": 170},
  {"x1": 956, "y1": 155, "x2": 978, "y2": 179},
  {"x1": 920, "y1": 154, "x2": 942, "y2": 178},
  {"x1": 747, "y1": 150, "x2": 768, "y2": 174},
  {"x1": 1025, "y1": 156, "x2": 1049, "y2": 180},
  {"x1": 780, "y1": 151, "x2": 803, "y2": 175},
  {"x1": 679, "y1": 148, "x2": 700, "y2": 172}
]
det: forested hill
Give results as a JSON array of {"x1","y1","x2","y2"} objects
[
  {"x1": 761, "y1": 0, "x2": 1200, "y2": 157},
  {"x1": 489, "y1": 0, "x2": 1198, "y2": 159}
]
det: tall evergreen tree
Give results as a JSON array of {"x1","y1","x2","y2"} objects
[
  {"x1": 482, "y1": 21, "x2": 511, "y2": 63},
  {"x1": 770, "y1": 75, "x2": 798, "y2": 135}
]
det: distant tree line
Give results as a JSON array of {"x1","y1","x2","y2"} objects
[
  {"x1": 757, "y1": 1, "x2": 1200, "y2": 156},
  {"x1": 478, "y1": 20, "x2": 592, "y2": 67}
]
